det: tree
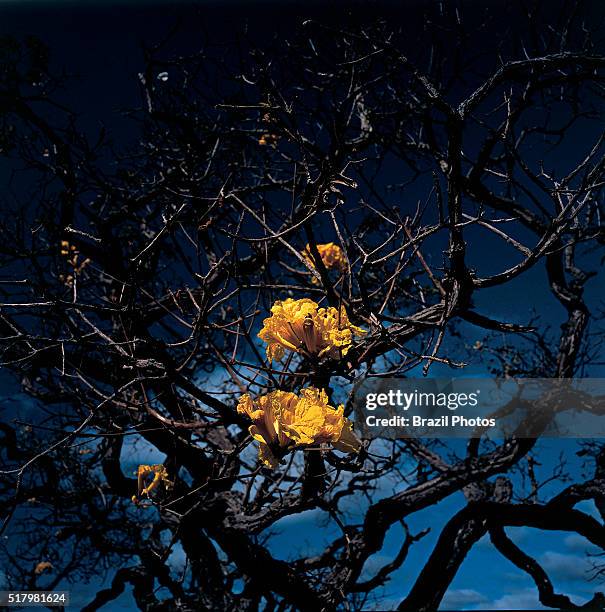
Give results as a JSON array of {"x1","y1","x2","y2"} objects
[{"x1": 1, "y1": 1, "x2": 605, "y2": 609}]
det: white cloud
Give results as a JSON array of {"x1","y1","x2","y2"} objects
[
  {"x1": 564, "y1": 534, "x2": 599, "y2": 553},
  {"x1": 507, "y1": 526, "x2": 530, "y2": 545},
  {"x1": 539, "y1": 551, "x2": 592, "y2": 581},
  {"x1": 360, "y1": 554, "x2": 392, "y2": 578},
  {"x1": 475, "y1": 527, "x2": 529, "y2": 549},
  {"x1": 441, "y1": 588, "x2": 487, "y2": 608},
  {"x1": 489, "y1": 587, "x2": 546, "y2": 610}
]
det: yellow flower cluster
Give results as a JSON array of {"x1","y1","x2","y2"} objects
[
  {"x1": 258, "y1": 110, "x2": 279, "y2": 146},
  {"x1": 258, "y1": 132, "x2": 279, "y2": 146},
  {"x1": 59, "y1": 240, "x2": 90, "y2": 287},
  {"x1": 237, "y1": 387, "x2": 361, "y2": 467},
  {"x1": 302, "y1": 242, "x2": 347, "y2": 274},
  {"x1": 258, "y1": 298, "x2": 366, "y2": 362},
  {"x1": 131, "y1": 464, "x2": 172, "y2": 505}
]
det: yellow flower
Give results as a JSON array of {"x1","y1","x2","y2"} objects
[
  {"x1": 34, "y1": 561, "x2": 53, "y2": 575},
  {"x1": 302, "y1": 242, "x2": 347, "y2": 275},
  {"x1": 132, "y1": 464, "x2": 172, "y2": 504},
  {"x1": 258, "y1": 298, "x2": 366, "y2": 362},
  {"x1": 59, "y1": 240, "x2": 90, "y2": 287},
  {"x1": 237, "y1": 387, "x2": 361, "y2": 467},
  {"x1": 258, "y1": 132, "x2": 279, "y2": 146}
]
